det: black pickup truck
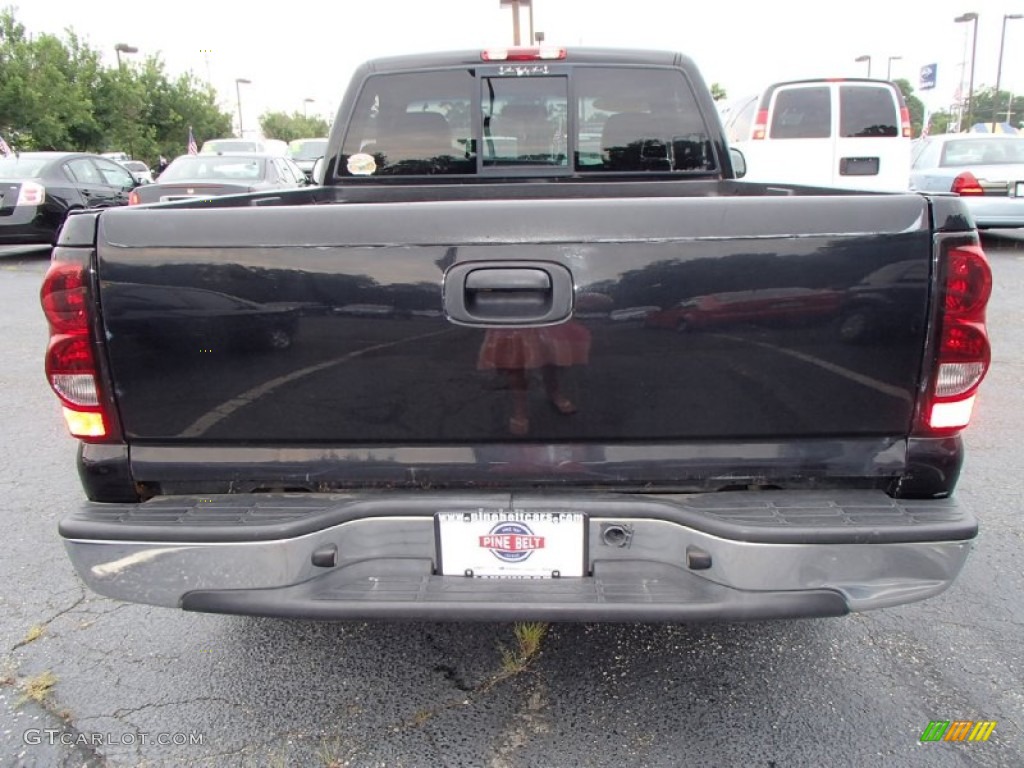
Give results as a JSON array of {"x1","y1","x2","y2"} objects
[{"x1": 43, "y1": 48, "x2": 992, "y2": 622}]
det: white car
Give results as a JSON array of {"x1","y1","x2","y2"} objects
[
  {"x1": 722, "y1": 79, "x2": 912, "y2": 191},
  {"x1": 118, "y1": 160, "x2": 154, "y2": 185},
  {"x1": 909, "y1": 133, "x2": 1024, "y2": 228},
  {"x1": 199, "y1": 138, "x2": 288, "y2": 156}
]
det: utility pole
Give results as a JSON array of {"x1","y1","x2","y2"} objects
[
  {"x1": 235, "y1": 78, "x2": 252, "y2": 138},
  {"x1": 993, "y1": 14, "x2": 1023, "y2": 130},
  {"x1": 954, "y1": 12, "x2": 979, "y2": 131},
  {"x1": 499, "y1": 0, "x2": 533, "y2": 46}
]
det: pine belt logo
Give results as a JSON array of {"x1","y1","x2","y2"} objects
[
  {"x1": 479, "y1": 521, "x2": 545, "y2": 563},
  {"x1": 920, "y1": 720, "x2": 997, "y2": 743}
]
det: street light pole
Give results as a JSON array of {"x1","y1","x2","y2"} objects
[
  {"x1": 235, "y1": 78, "x2": 251, "y2": 138},
  {"x1": 993, "y1": 14, "x2": 1023, "y2": 130},
  {"x1": 113, "y1": 44, "x2": 139, "y2": 159},
  {"x1": 955, "y1": 12, "x2": 979, "y2": 131},
  {"x1": 855, "y1": 55, "x2": 872, "y2": 77},
  {"x1": 114, "y1": 43, "x2": 138, "y2": 69},
  {"x1": 303, "y1": 98, "x2": 314, "y2": 118},
  {"x1": 886, "y1": 56, "x2": 902, "y2": 80},
  {"x1": 499, "y1": 0, "x2": 532, "y2": 46}
]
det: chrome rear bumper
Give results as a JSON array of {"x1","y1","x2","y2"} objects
[{"x1": 61, "y1": 490, "x2": 976, "y2": 621}]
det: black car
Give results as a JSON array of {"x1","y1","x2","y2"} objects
[
  {"x1": 0, "y1": 152, "x2": 138, "y2": 245},
  {"x1": 129, "y1": 153, "x2": 308, "y2": 205}
]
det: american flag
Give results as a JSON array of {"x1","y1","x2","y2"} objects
[
  {"x1": 187, "y1": 127, "x2": 198, "y2": 156},
  {"x1": 0, "y1": 133, "x2": 12, "y2": 157}
]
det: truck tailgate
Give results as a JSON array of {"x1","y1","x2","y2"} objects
[{"x1": 96, "y1": 194, "x2": 932, "y2": 451}]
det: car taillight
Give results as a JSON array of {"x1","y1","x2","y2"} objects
[
  {"x1": 951, "y1": 172, "x2": 984, "y2": 196},
  {"x1": 481, "y1": 47, "x2": 567, "y2": 61},
  {"x1": 900, "y1": 106, "x2": 912, "y2": 138},
  {"x1": 751, "y1": 109, "x2": 768, "y2": 140},
  {"x1": 919, "y1": 240, "x2": 992, "y2": 433},
  {"x1": 17, "y1": 181, "x2": 45, "y2": 206},
  {"x1": 128, "y1": 189, "x2": 141, "y2": 205},
  {"x1": 40, "y1": 255, "x2": 118, "y2": 441}
]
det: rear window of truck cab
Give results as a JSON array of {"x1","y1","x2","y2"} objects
[{"x1": 336, "y1": 67, "x2": 717, "y2": 178}]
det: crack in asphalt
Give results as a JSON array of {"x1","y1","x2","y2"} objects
[
  {"x1": 107, "y1": 696, "x2": 236, "y2": 721},
  {"x1": 432, "y1": 664, "x2": 474, "y2": 692},
  {"x1": 10, "y1": 591, "x2": 87, "y2": 651},
  {"x1": 487, "y1": 676, "x2": 550, "y2": 768}
]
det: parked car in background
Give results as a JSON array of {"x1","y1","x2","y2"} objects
[
  {"x1": 107, "y1": 282, "x2": 302, "y2": 352},
  {"x1": 128, "y1": 152, "x2": 308, "y2": 204},
  {"x1": 644, "y1": 287, "x2": 843, "y2": 331},
  {"x1": 118, "y1": 160, "x2": 154, "y2": 185},
  {"x1": 723, "y1": 79, "x2": 912, "y2": 191},
  {"x1": 288, "y1": 137, "x2": 329, "y2": 180},
  {"x1": 909, "y1": 133, "x2": 1024, "y2": 228},
  {"x1": 0, "y1": 151, "x2": 137, "y2": 245},
  {"x1": 199, "y1": 138, "x2": 289, "y2": 156}
]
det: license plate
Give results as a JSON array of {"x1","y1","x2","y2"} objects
[
  {"x1": 436, "y1": 510, "x2": 586, "y2": 578},
  {"x1": 1016, "y1": 181, "x2": 1024, "y2": 197}
]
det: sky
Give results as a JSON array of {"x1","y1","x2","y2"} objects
[{"x1": 11, "y1": 0, "x2": 1024, "y2": 136}]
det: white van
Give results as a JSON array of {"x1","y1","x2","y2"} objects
[
  {"x1": 723, "y1": 79, "x2": 912, "y2": 191},
  {"x1": 199, "y1": 138, "x2": 289, "y2": 157}
]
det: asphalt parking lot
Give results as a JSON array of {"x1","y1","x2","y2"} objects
[{"x1": 1, "y1": 233, "x2": 1022, "y2": 767}]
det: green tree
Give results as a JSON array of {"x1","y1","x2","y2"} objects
[
  {"x1": 710, "y1": 82, "x2": 727, "y2": 102},
  {"x1": 259, "y1": 111, "x2": 330, "y2": 142},
  {"x1": 0, "y1": 7, "x2": 232, "y2": 163},
  {"x1": 924, "y1": 109, "x2": 953, "y2": 136},
  {"x1": 965, "y1": 86, "x2": 1022, "y2": 130},
  {"x1": 892, "y1": 79, "x2": 926, "y2": 137},
  {"x1": 0, "y1": 10, "x2": 99, "y2": 149}
]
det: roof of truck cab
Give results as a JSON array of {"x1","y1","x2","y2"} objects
[{"x1": 360, "y1": 48, "x2": 695, "y2": 73}]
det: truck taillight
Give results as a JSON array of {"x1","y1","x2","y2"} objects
[
  {"x1": 951, "y1": 172, "x2": 984, "y2": 196},
  {"x1": 920, "y1": 241, "x2": 991, "y2": 433},
  {"x1": 900, "y1": 106, "x2": 912, "y2": 138},
  {"x1": 481, "y1": 47, "x2": 566, "y2": 61},
  {"x1": 128, "y1": 189, "x2": 141, "y2": 205},
  {"x1": 751, "y1": 109, "x2": 768, "y2": 140},
  {"x1": 40, "y1": 257, "x2": 117, "y2": 441}
]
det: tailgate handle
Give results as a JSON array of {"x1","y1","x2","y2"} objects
[
  {"x1": 465, "y1": 268, "x2": 551, "y2": 319},
  {"x1": 466, "y1": 268, "x2": 550, "y2": 293},
  {"x1": 444, "y1": 262, "x2": 573, "y2": 326}
]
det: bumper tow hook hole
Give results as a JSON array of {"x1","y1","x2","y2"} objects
[
  {"x1": 311, "y1": 544, "x2": 338, "y2": 568},
  {"x1": 602, "y1": 524, "x2": 632, "y2": 548},
  {"x1": 686, "y1": 546, "x2": 712, "y2": 570}
]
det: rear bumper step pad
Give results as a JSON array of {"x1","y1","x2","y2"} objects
[{"x1": 182, "y1": 560, "x2": 848, "y2": 622}]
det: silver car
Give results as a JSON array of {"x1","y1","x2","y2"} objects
[
  {"x1": 128, "y1": 153, "x2": 308, "y2": 205},
  {"x1": 909, "y1": 133, "x2": 1024, "y2": 228}
]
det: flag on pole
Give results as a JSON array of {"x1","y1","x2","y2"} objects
[
  {"x1": 187, "y1": 127, "x2": 198, "y2": 156},
  {"x1": 0, "y1": 133, "x2": 12, "y2": 157},
  {"x1": 920, "y1": 107, "x2": 931, "y2": 138}
]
